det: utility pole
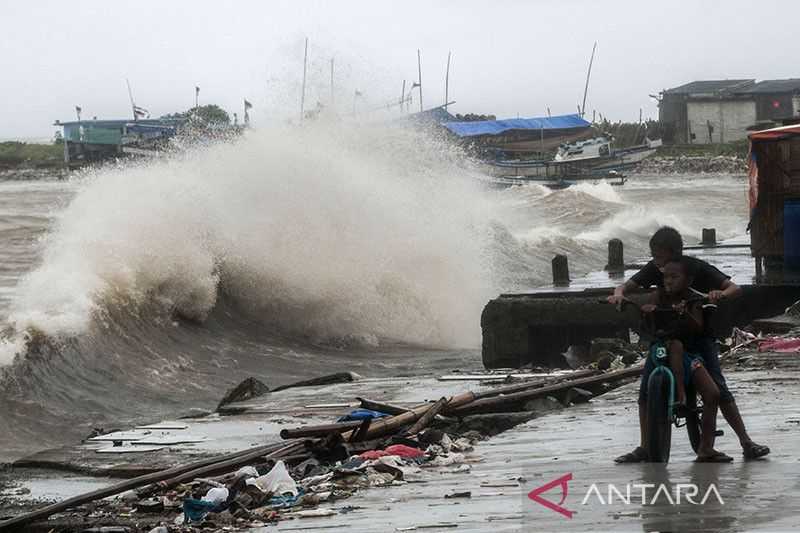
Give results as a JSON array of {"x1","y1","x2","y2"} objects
[
  {"x1": 195, "y1": 86, "x2": 199, "y2": 109},
  {"x1": 417, "y1": 49, "x2": 423, "y2": 113},
  {"x1": 581, "y1": 41, "x2": 597, "y2": 117},
  {"x1": 300, "y1": 37, "x2": 308, "y2": 121},
  {"x1": 444, "y1": 51, "x2": 451, "y2": 111},
  {"x1": 400, "y1": 80, "x2": 406, "y2": 112}
]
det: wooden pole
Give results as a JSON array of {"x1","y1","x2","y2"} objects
[
  {"x1": 417, "y1": 49, "x2": 423, "y2": 112},
  {"x1": 358, "y1": 397, "x2": 411, "y2": 415},
  {"x1": 444, "y1": 51, "x2": 451, "y2": 110},
  {"x1": 606, "y1": 238, "x2": 624, "y2": 272},
  {"x1": 280, "y1": 421, "x2": 363, "y2": 439},
  {"x1": 448, "y1": 366, "x2": 641, "y2": 416},
  {"x1": 471, "y1": 369, "x2": 598, "y2": 401},
  {"x1": 581, "y1": 41, "x2": 597, "y2": 117},
  {"x1": 300, "y1": 37, "x2": 308, "y2": 121},
  {"x1": 400, "y1": 80, "x2": 406, "y2": 112},
  {"x1": 405, "y1": 397, "x2": 448, "y2": 436},
  {"x1": 0, "y1": 441, "x2": 303, "y2": 531},
  {"x1": 552, "y1": 254, "x2": 570, "y2": 285}
]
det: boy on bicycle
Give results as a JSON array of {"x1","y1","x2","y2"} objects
[
  {"x1": 641, "y1": 256, "x2": 729, "y2": 461},
  {"x1": 609, "y1": 226, "x2": 770, "y2": 462}
]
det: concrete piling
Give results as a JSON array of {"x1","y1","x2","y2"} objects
[
  {"x1": 606, "y1": 238, "x2": 624, "y2": 271},
  {"x1": 552, "y1": 255, "x2": 570, "y2": 286},
  {"x1": 701, "y1": 228, "x2": 717, "y2": 246}
]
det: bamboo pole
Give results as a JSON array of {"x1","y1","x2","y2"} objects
[
  {"x1": 448, "y1": 366, "x2": 641, "y2": 416},
  {"x1": 0, "y1": 441, "x2": 304, "y2": 531},
  {"x1": 405, "y1": 397, "x2": 448, "y2": 436},
  {"x1": 144, "y1": 441, "x2": 307, "y2": 495},
  {"x1": 472, "y1": 369, "x2": 599, "y2": 401},
  {"x1": 357, "y1": 397, "x2": 411, "y2": 415},
  {"x1": 280, "y1": 421, "x2": 363, "y2": 439},
  {"x1": 346, "y1": 391, "x2": 475, "y2": 442}
]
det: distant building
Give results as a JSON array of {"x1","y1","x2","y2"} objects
[
  {"x1": 658, "y1": 79, "x2": 800, "y2": 145},
  {"x1": 54, "y1": 118, "x2": 183, "y2": 163}
]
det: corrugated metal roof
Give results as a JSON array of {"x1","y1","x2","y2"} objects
[
  {"x1": 663, "y1": 79, "x2": 754, "y2": 95},
  {"x1": 738, "y1": 79, "x2": 800, "y2": 94}
]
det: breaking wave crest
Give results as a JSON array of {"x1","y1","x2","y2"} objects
[{"x1": 4, "y1": 122, "x2": 503, "y2": 356}]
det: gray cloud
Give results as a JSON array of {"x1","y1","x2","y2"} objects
[{"x1": 1, "y1": 0, "x2": 797, "y2": 138}]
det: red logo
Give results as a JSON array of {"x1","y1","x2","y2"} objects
[{"x1": 528, "y1": 473, "x2": 574, "y2": 518}]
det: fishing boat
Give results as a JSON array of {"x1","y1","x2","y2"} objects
[{"x1": 481, "y1": 136, "x2": 660, "y2": 185}]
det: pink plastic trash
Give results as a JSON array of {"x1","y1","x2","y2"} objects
[
  {"x1": 758, "y1": 337, "x2": 800, "y2": 353},
  {"x1": 360, "y1": 449, "x2": 389, "y2": 460},
  {"x1": 383, "y1": 444, "x2": 425, "y2": 458}
]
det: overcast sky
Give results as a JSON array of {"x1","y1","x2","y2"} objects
[{"x1": 1, "y1": 0, "x2": 797, "y2": 139}]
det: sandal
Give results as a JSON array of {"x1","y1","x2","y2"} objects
[
  {"x1": 742, "y1": 441, "x2": 770, "y2": 460},
  {"x1": 695, "y1": 451, "x2": 734, "y2": 463},
  {"x1": 614, "y1": 446, "x2": 648, "y2": 463}
]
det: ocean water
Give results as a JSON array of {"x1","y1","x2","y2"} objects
[{"x1": 0, "y1": 122, "x2": 748, "y2": 461}]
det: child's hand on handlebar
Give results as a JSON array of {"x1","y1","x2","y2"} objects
[
  {"x1": 708, "y1": 290, "x2": 726, "y2": 303},
  {"x1": 607, "y1": 294, "x2": 625, "y2": 305},
  {"x1": 672, "y1": 300, "x2": 687, "y2": 315}
]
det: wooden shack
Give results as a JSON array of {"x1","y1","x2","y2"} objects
[{"x1": 748, "y1": 124, "x2": 800, "y2": 271}]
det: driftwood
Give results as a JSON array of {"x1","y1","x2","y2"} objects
[
  {"x1": 357, "y1": 397, "x2": 411, "y2": 415},
  {"x1": 272, "y1": 372, "x2": 360, "y2": 393},
  {"x1": 447, "y1": 366, "x2": 642, "y2": 416},
  {"x1": 405, "y1": 397, "x2": 449, "y2": 436},
  {"x1": 0, "y1": 441, "x2": 305, "y2": 531},
  {"x1": 279, "y1": 421, "x2": 363, "y2": 439}
]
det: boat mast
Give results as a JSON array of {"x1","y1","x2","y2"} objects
[
  {"x1": 300, "y1": 37, "x2": 308, "y2": 122},
  {"x1": 580, "y1": 42, "x2": 597, "y2": 117},
  {"x1": 417, "y1": 49, "x2": 423, "y2": 112},
  {"x1": 126, "y1": 78, "x2": 137, "y2": 121},
  {"x1": 444, "y1": 51, "x2": 451, "y2": 111}
]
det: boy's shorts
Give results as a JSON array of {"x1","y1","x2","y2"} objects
[{"x1": 638, "y1": 337, "x2": 734, "y2": 405}]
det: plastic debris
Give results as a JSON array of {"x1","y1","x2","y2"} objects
[{"x1": 246, "y1": 460, "x2": 299, "y2": 496}]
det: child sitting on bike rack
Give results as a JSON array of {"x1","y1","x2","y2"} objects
[{"x1": 642, "y1": 257, "x2": 732, "y2": 462}]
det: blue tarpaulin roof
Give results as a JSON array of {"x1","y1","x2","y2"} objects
[{"x1": 442, "y1": 113, "x2": 590, "y2": 137}]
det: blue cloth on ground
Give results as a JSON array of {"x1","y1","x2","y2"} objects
[{"x1": 337, "y1": 408, "x2": 388, "y2": 422}]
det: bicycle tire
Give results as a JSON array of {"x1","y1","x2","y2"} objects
[
  {"x1": 685, "y1": 385, "x2": 703, "y2": 453},
  {"x1": 646, "y1": 369, "x2": 672, "y2": 463}
]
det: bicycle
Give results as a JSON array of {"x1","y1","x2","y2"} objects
[{"x1": 606, "y1": 296, "x2": 723, "y2": 463}]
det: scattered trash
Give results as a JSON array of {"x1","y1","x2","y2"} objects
[
  {"x1": 246, "y1": 460, "x2": 299, "y2": 496},
  {"x1": 444, "y1": 491, "x2": 471, "y2": 499}
]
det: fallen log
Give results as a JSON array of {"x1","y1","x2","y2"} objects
[
  {"x1": 447, "y1": 365, "x2": 642, "y2": 416},
  {"x1": 0, "y1": 441, "x2": 303, "y2": 531},
  {"x1": 279, "y1": 421, "x2": 363, "y2": 439},
  {"x1": 405, "y1": 397, "x2": 449, "y2": 436}
]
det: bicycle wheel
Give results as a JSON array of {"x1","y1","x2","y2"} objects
[
  {"x1": 646, "y1": 369, "x2": 672, "y2": 463},
  {"x1": 685, "y1": 384, "x2": 703, "y2": 453}
]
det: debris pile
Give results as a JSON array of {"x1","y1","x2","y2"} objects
[{"x1": 0, "y1": 367, "x2": 641, "y2": 531}]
